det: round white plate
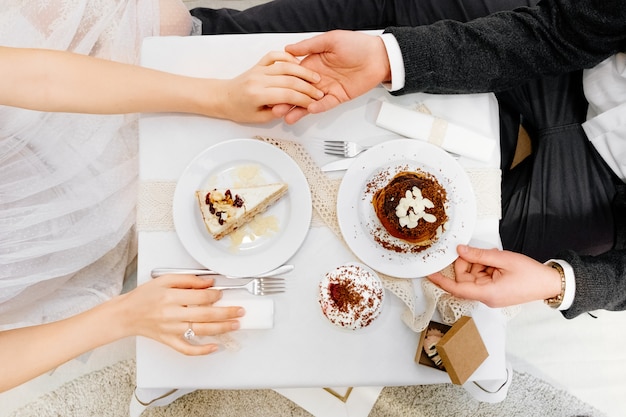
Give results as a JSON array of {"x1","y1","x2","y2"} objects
[
  {"x1": 173, "y1": 138, "x2": 312, "y2": 277},
  {"x1": 337, "y1": 139, "x2": 476, "y2": 278}
]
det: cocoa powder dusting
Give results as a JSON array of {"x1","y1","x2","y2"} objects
[{"x1": 329, "y1": 282, "x2": 363, "y2": 312}]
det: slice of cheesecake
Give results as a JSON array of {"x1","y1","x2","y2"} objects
[{"x1": 195, "y1": 183, "x2": 288, "y2": 240}]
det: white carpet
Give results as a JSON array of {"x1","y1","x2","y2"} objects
[{"x1": 7, "y1": 358, "x2": 604, "y2": 417}]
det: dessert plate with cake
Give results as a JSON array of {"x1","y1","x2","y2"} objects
[
  {"x1": 337, "y1": 139, "x2": 476, "y2": 278},
  {"x1": 173, "y1": 138, "x2": 312, "y2": 277}
]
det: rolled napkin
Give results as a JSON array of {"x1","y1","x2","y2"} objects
[
  {"x1": 375, "y1": 101, "x2": 495, "y2": 162},
  {"x1": 213, "y1": 294, "x2": 274, "y2": 330}
]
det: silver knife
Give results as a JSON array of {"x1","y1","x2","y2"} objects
[
  {"x1": 320, "y1": 159, "x2": 355, "y2": 172},
  {"x1": 151, "y1": 264, "x2": 294, "y2": 279}
]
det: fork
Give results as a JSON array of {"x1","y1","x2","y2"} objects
[
  {"x1": 210, "y1": 277, "x2": 285, "y2": 296},
  {"x1": 323, "y1": 140, "x2": 371, "y2": 158}
]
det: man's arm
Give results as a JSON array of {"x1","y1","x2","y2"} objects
[
  {"x1": 559, "y1": 249, "x2": 626, "y2": 318},
  {"x1": 388, "y1": 0, "x2": 626, "y2": 94},
  {"x1": 281, "y1": 0, "x2": 626, "y2": 123},
  {"x1": 427, "y1": 245, "x2": 626, "y2": 318},
  {"x1": 427, "y1": 245, "x2": 564, "y2": 308}
]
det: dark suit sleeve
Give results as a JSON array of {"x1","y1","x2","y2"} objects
[
  {"x1": 557, "y1": 249, "x2": 626, "y2": 318},
  {"x1": 384, "y1": 0, "x2": 626, "y2": 94}
]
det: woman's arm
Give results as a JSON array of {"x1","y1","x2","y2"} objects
[
  {"x1": 0, "y1": 275, "x2": 243, "y2": 393},
  {"x1": 0, "y1": 46, "x2": 322, "y2": 123}
]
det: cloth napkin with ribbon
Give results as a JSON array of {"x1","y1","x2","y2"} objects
[{"x1": 376, "y1": 100, "x2": 496, "y2": 162}]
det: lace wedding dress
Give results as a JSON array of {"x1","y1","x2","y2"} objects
[{"x1": 0, "y1": 0, "x2": 191, "y2": 330}]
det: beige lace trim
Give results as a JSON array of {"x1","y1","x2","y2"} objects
[{"x1": 137, "y1": 136, "x2": 514, "y2": 332}]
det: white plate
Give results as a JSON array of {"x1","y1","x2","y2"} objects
[
  {"x1": 337, "y1": 139, "x2": 476, "y2": 278},
  {"x1": 173, "y1": 139, "x2": 312, "y2": 277}
]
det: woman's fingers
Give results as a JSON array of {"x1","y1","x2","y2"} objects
[
  {"x1": 279, "y1": 105, "x2": 310, "y2": 124},
  {"x1": 166, "y1": 307, "x2": 245, "y2": 356},
  {"x1": 165, "y1": 286, "x2": 223, "y2": 307},
  {"x1": 184, "y1": 318, "x2": 241, "y2": 336},
  {"x1": 163, "y1": 336, "x2": 220, "y2": 356},
  {"x1": 264, "y1": 60, "x2": 321, "y2": 84},
  {"x1": 184, "y1": 305, "x2": 246, "y2": 324},
  {"x1": 157, "y1": 274, "x2": 214, "y2": 289},
  {"x1": 257, "y1": 50, "x2": 301, "y2": 67}
]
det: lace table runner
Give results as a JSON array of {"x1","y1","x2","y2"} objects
[{"x1": 138, "y1": 136, "x2": 517, "y2": 332}]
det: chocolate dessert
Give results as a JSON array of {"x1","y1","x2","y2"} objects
[{"x1": 372, "y1": 171, "x2": 447, "y2": 246}]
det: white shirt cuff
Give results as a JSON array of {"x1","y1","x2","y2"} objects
[
  {"x1": 379, "y1": 33, "x2": 405, "y2": 92},
  {"x1": 545, "y1": 259, "x2": 576, "y2": 311}
]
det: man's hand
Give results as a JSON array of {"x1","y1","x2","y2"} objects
[
  {"x1": 275, "y1": 30, "x2": 392, "y2": 124},
  {"x1": 427, "y1": 245, "x2": 564, "y2": 308}
]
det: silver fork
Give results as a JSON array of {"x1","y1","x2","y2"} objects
[
  {"x1": 323, "y1": 140, "x2": 371, "y2": 158},
  {"x1": 211, "y1": 277, "x2": 285, "y2": 296}
]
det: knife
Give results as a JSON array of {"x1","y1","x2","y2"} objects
[
  {"x1": 151, "y1": 264, "x2": 294, "y2": 279},
  {"x1": 320, "y1": 159, "x2": 355, "y2": 172}
]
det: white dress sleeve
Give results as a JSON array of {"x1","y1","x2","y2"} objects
[{"x1": 0, "y1": 0, "x2": 161, "y2": 329}]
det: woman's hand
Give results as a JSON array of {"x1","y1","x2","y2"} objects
[
  {"x1": 214, "y1": 51, "x2": 324, "y2": 123},
  {"x1": 118, "y1": 274, "x2": 245, "y2": 355},
  {"x1": 427, "y1": 245, "x2": 563, "y2": 308}
]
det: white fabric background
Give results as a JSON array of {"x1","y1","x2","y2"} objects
[{"x1": 0, "y1": 0, "x2": 158, "y2": 329}]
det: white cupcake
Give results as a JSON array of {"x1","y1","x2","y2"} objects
[{"x1": 318, "y1": 262, "x2": 385, "y2": 330}]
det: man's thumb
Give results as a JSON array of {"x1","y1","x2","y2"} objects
[{"x1": 457, "y1": 244, "x2": 500, "y2": 266}]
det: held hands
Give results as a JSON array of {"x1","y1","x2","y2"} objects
[
  {"x1": 274, "y1": 30, "x2": 392, "y2": 124},
  {"x1": 119, "y1": 275, "x2": 244, "y2": 355},
  {"x1": 218, "y1": 51, "x2": 324, "y2": 123},
  {"x1": 427, "y1": 245, "x2": 563, "y2": 308}
]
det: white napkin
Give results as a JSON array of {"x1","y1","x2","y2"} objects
[
  {"x1": 376, "y1": 101, "x2": 495, "y2": 162},
  {"x1": 213, "y1": 294, "x2": 274, "y2": 329}
]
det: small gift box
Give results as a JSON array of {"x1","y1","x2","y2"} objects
[{"x1": 415, "y1": 316, "x2": 489, "y2": 385}]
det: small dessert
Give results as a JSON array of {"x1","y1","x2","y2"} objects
[
  {"x1": 423, "y1": 328, "x2": 445, "y2": 370},
  {"x1": 318, "y1": 263, "x2": 384, "y2": 330},
  {"x1": 195, "y1": 183, "x2": 288, "y2": 240},
  {"x1": 372, "y1": 171, "x2": 447, "y2": 247}
]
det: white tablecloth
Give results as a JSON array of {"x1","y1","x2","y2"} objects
[{"x1": 136, "y1": 33, "x2": 506, "y2": 391}]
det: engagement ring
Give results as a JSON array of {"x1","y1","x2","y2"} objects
[{"x1": 183, "y1": 324, "x2": 195, "y2": 341}]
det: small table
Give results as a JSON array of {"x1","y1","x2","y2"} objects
[{"x1": 136, "y1": 33, "x2": 506, "y2": 392}]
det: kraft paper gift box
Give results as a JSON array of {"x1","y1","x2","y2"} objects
[{"x1": 415, "y1": 316, "x2": 489, "y2": 385}]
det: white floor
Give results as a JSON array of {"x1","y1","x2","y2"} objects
[{"x1": 506, "y1": 302, "x2": 626, "y2": 417}]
